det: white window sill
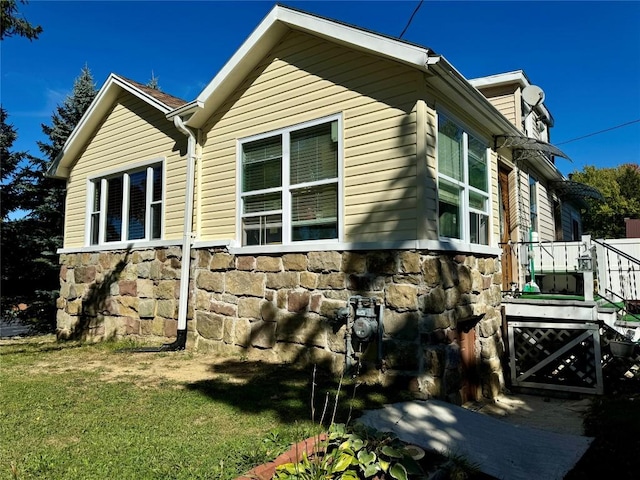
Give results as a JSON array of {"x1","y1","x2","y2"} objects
[
  {"x1": 58, "y1": 238, "x2": 501, "y2": 257},
  {"x1": 57, "y1": 239, "x2": 182, "y2": 254}
]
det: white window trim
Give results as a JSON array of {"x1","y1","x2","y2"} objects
[
  {"x1": 529, "y1": 174, "x2": 539, "y2": 234},
  {"x1": 235, "y1": 113, "x2": 344, "y2": 250},
  {"x1": 435, "y1": 111, "x2": 492, "y2": 246},
  {"x1": 84, "y1": 158, "x2": 165, "y2": 247}
]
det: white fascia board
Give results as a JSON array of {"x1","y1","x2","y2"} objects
[
  {"x1": 430, "y1": 58, "x2": 521, "y2": 136},
  {"x1": 188, "y1": 4, "x2": 431, "y2": 128},
  {"x1": 166, "y1": 100, "x2": 204, "y2": 120},
  {"x1": 469, "y1": 70, "x2": 553, "y2": 126},
  {"x1": 430, "y1": 59, "x2": 564, "y2": 182},
  {"x1": 48, "y1": 74, "x2": 174, "y2": 179},
  {"x1": 468, "y1": 70, "x2": 528, "y2": 89},
  {"x1": 112, "y1": 75, "x2": 174, "y2": 114},
  {"x1": 47, "y1": 73, "x2": 121, "y2": 179},
  {"x1": 275, "y1": 7, "x2": 430, "y2": 68},
  {"x1": 441, "y1": 57, "x2": 553, "y2": 140}
]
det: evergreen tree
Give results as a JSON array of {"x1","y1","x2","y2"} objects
[
  {"x1": 1, "y1": 66, "x2": 97, "y2": 331},
  {"x1": 39, "y1": 65, "x2": 96, "y2": 162},
  {"x1": 0, "y1": 107, "x2": 28, "y2": 219},
  {"x1": 0, "y1": 108, "x2": 21, "y2": 185},
  {"x1": 0, "y1": 108, "x2": 44, "y2": 324},
  {"x1": 146, "y1": 71, "x2": 161, "y2": 91},
  {"x1": 0, "y1": 0, "x2": 45, "y2": 327},
  {"x1": 1, "y1": 0, "x2": 43, "y2": 40}
]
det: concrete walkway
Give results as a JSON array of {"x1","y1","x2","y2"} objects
[{"x1": 358, "y1": 398, "x2": 593, "y2": 480}]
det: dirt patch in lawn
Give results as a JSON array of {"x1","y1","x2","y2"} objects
[{"x1": 0, "y1": 335, "x2": 273, "y2": 388}]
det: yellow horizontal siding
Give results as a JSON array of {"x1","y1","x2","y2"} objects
[
  {"x1": 487, "y1": 96, "x2": 516, "y2": 125},
  {"x1": 347, "y1": 188, "x2": 417, "y2": 207},
  {"x1": 63, "y1": 92, "x2": 185, "y2": 248},
  {"x1": 537, "y1": 182, "x2": 555, "y2": 241},
  {"x1": 476, "y1": 84, "x2": 519, "y2": 128},
  {"x1": 199, "y1": 30, "x2": 421, "y2": 243},
  {"x1": 344, "y1": 217, "x2": 417, "y2": 241},
  {"x1": 347, "y1": 151, "x2": 416, "y2": 171}
]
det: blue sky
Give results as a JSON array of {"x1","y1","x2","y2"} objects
[{"x1": 2, "y1": 0, "x2": 639, "y2": 177}]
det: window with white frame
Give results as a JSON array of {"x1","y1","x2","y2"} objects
[
  {"x1": 239, "y1": 116, "x2": 340, "y2": 246},
  {"x1": 437, "y1": 114, "x2": 490, "y2": 245},
  {"x1": 88, "y1": 163, "x2": 163, "y2": 245},
  {"x1": 529, "y1": 174, "x2": 538, "y2": 233}
]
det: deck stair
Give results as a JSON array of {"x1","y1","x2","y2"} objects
[{"x1": 592, "y1": 238, "x2": 640, "y2": 341}]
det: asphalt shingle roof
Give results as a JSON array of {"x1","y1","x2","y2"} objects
[{"x1": 116, "y1": 74, "x2": 188, "y2": 109}]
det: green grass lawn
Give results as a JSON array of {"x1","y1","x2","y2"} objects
[
  {"x1": 0, "y1": 337, "x2": 407, "y2": 480},
  {"x1": 5, "y1": 336, "x2": 637, "y2": 479}
]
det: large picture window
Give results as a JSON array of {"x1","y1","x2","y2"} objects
[
  {"x1": 437, "y1": 115, "x2": 489, "y2": 245},
  {"x1": 239, "y1": 116, "x2": 341, "y2": 246},
  {"x1": 88, "y1": 163, "x2": 163, "y2": 245}
]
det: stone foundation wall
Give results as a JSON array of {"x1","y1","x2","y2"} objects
[
  {"x1": 56, "y1": 247, "x2": 505, "y2": 403},
  {"x1": 56, "y1": 248, "x2": 183, "y2": 341}
]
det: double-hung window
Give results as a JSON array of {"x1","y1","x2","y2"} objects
[
  {"x1": 88, "y1": 162, "x2": 163, "y2": 245},
  {"x1": 437, "y1": 114, "x2": 490, "y2": 245},
  {"x1": 239, "y1": 116, "x2": 341, "y2": 246}
]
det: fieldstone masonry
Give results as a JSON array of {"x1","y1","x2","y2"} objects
[
  {"x1": 56, "y1": 248, "x2": 182, "y2": 342},
  {"x1": 56, "y1": 247, "x2": 505, "y2": 403}
]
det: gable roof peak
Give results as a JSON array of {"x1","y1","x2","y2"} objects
[
  {"x1": 177, "y1": 3, "x2": 437, "y2": 127},
  {"x1": 47, "y1": 73, "x2": 186, "y2": 179},
  {"x1": 111, "y1": 73, "x2": 187, "y2": 110}
]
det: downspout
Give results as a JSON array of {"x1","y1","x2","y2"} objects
[
  {"x1": 127, "y1": 115, "x2": 197, "y2": 353},
  {"x1": 160, "y1": 115, "x2": 198, "y2": 350}
]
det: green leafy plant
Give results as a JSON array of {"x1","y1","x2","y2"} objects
[{"x1": 273, "y1": 423, "x2": 424, "y2": 480}]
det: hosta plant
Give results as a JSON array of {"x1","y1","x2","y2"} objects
[{"x1": 273, "y1": 423, "x2": 425, "y2": 480}]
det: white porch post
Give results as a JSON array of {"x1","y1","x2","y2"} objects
[{"x1": 581, "y1": 234, "x2": 594, "y2": 302}]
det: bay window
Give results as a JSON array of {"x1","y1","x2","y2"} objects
[
  {"x1": 437, "y1": 114, "x2": 489, "y2": 245},
  {"x1": 88, "y1": 162, "x2": 163, "y2": 245},
  {"x1": 239, "y1": 116, "x2": 341, "y2": 246}
]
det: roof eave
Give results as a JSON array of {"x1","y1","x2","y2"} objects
[
  {"x1": 187, "y1": 4, "x2": 432, "y2": 128},
  {"x1": 47, "y1": 74, "x2": 178, "y2": 179},
  {"x1": 167, "y1": 100, "x2": 205, "y2": 121},
  {"x1": 469, "y1": 70, "x2": 554, "y2": 127},
  {"x1": 429, "y1": 57, "x2": 522, "y2": 136},
  {"x1": 429, "y1": 60, "x2": 563, "y2": 182}
]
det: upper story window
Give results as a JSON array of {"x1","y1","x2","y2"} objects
[
  {"x1": 88, "y1": 162, "x2": 163, "y2": 245},
  {"x1": 239, "y1": 115, "x2": 341, "y2": 246},
  {"x1": 437, "y1": 114, "x2": 490, "y2": 245}
]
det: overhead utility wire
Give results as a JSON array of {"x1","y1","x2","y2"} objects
[
  {"x1": 556, "y1": 119, "x2": 640, "y2": 146},
  {"x1": 399, "y1": 0, "x2": 424, "y2": 39}
]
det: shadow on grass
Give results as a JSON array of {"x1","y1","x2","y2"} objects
[
  {"x1": 0, "y1": 335, "x2": 138, "y2": 357},
  {"x1": 0, "y1": 338, "x2": 85, "y2": 356},
  {"x1": 185, "y1": 358, "x2": 413, "y2": 425},
  {"x1": 564, "y1": 393, "x2": 640, "y2": 480}
]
